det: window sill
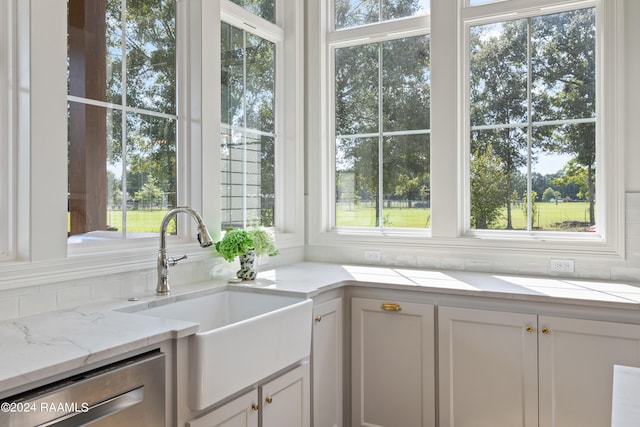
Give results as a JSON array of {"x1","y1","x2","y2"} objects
[{"x1": 310, "y1": 227, "x2": 623, "y2": 259}]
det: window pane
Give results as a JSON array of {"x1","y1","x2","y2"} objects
[
  {"x1": 67, "y1": 0, "x2": 177, "y2": 242},
  {"x1": 245, "y1": 32, "x2": 275, "y2": 133},
  {"x1": 335, "y1": 0, "x2": 429, "y2": 30},
  {"x1": 469, "y1": 8, "x2": 596, "y2": 232},
  {"x1": 470, "y1": 128, "x2": 526, "y2": 230},
  {"x1": 335, "y1": 43, "x2": 379, "y2": 136},
  {"x1": 383, "y1": 134, "x2": 431, "y2": 228},
  {"x1": 106, "y1": 1, "x2": 123, "y2": 105},
  {"x1": 221, "y1": 23, "x2": 276, "y2": 229},
  {"x1": 382, "y1": 36, "x2": 430, "y2": 132},
  {"x1": 336, "y1": 137, "x2": 379, "y2": 227},
  {"x1": 531, "y1": 9, "x2": 596, "y2": 122},
  {"x1": 221, "y1": 23, "x2": 245, "y2": 129},
  {"x1": 229, "y1": 0, "x2": 275, "y2": 23},
  {"x1": 125, "y1": 0, "x2": 176, "y2": 115},
  {"x1": 470, "y1": 20, "x2": 528, "y2": 128},
  {"x1": 221, "y1": 129, "x2": 275, "y2": 228},
  {"x1": 125, "y1": 112, "x2": 177, "y2": 233},
  {"x1": 68, "y1": 0, "x2": 111, "y2": 103},
  {"x1": 532, "y1": 123, "x2": 596, "y2": 231}
]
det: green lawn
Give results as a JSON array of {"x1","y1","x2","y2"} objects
[
  {"x1": 337, "y1": 202, "x2": 593, "y2": 231},
  {"x1": 70, "y1": 202, "x2": 593, "y2": 233},
  {"x1": 337, "y1": 204, "x2": 431, "y2": 228},
  {"x1": 69, "y1": 209, "x2": 173, "y2": 234}
]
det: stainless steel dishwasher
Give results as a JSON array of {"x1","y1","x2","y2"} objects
[{"x1": 0, "y1": 350, "x2": 165, "y2": 427}]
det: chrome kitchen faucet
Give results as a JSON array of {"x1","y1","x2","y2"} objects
[{"x1": 156, "y1": 206, "x2": 213, "y2": 295}]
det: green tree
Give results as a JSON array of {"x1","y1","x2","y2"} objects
[
  {"x1": 542, "y1": 187, "x2": 561, "y2": 203},
  {"x1": 134, "y1": 177, "x2": 164, "y2": 209},
  {"x1": 394, "y1": 174, "x2": 421, "y2": 208},
  {"x1": 470, "y1": 20, "x2": 528, "y2": 229},
  {"x1": 230, "y1": 0, "x2": 274, "y2": 22},
  {"x1": 470, "y1": 145, "x2": 508, "y2": 229},
  {"x1": 555, "y1": 159, "x2": 592, "y2": 202}
]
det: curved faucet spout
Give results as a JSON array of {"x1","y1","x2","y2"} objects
[{"x1": 157, "y1": 206, "x2": 213, "y2": 295}]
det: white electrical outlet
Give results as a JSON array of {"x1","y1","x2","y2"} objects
[
  {"x1": 364, "y1": 250, "x2": 381, "y2": 262},
  {"x1": 550, "y1": 258, "x2": 575, "y2": 273}
]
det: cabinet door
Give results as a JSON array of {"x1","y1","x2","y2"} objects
[
  {"x1": 538, "y1": 316, "x2": 640, "y2": 427},
  {"x1": 313, "y1": 298, "x2": 343, "y2": 427},
  {"x1": 187, "y1": 390, "x2": 258, "y2": 427},
  {"x1": 438, "y1": 306, "x2": 538, "y2": 427},
  {"x1": 351, "y1": 297, "x2": 435, "y2": 427},
  {"x1": 261, "y1": 363, "x2": 310, "y2": 427}
]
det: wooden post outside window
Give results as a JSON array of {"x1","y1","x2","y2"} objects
[{"x1": 67, "y1": 0, "x2": 108, "y2": 236}]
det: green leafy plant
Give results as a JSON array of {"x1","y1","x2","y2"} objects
[
  {"x1": 214, "y1": 228, "x2": 278, "y2": 262},
  {"x1": 249, "y1": 228, "x2": 279, "y2": 257}
]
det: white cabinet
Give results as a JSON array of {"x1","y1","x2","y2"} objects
[
  {"x1": 438, "y1": 306, "x2": 539, "y2": 427},
  {"x1": 187, "y1": 390, "x2": 258, "y2": 427},
  {"x1": 312, "y1": 298, "x2": 343, "y2": 427},
  {"x1": 538, "y1": 315, "x2": 640, "y2": 427},
  {"x1": 351, "y1": 297, "x2": 435, "y2": 427},
  {"x1": 439, "y1": 306, "x2": 640, "y2": 427},
  {"x1": 188, "y1": 364, "x2": 309, "y2": 427},
  {"x1": 262, "y1": 363, "x2": 310, "y2": 427}
]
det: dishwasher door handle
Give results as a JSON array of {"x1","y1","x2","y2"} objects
[{"x1": 39, "y1": 386, "x2": 144, "y2": 427}]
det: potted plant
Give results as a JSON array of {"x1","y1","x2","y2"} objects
[{"x1": 214, "y1": 228, "x2": 278, "y2": 280}]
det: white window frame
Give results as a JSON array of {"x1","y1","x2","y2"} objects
[
  {"x1": 308, "y1": 1, "x2": 432, "y2": 243},
  {"x1": 460, "y1": 0, "x2": 624, "y2": 256},
  {"x1": 308, "y1": 0, "x2": 625, "y2": 260},
  {"x1": 0, "y1": 0, "x2": 12, "y2": 260},
  {"x1": 211, "y1": 0, "x2": 305, "y2": 248},
  {"x1": 220, "y1": 2, "x2": 282, "y2": 230}
]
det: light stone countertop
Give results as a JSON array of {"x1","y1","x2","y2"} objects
[{"x1": 2, "y1": 261, "x2": 640, "y2": 399}]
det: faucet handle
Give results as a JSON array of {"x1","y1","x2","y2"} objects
[{"x1": 167, "y1": 254, "x2": 188, "y2": 266}]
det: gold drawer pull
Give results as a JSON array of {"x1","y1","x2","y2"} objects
[
  {"x1": 542, "y1": 327, "x2": 550, "y2": 335},
  {"x1": 381, "y1": 302, "x2": 402, "y2": 312},
  {"x1": 526, "y1": 325, "x2": 535, "y2": 333},
  {"x1": 315, "y1": 316, "x2": 322, "y2": 322},
  {"x1": 265, "y1": 396, "x2": 273, "y2": 404},
  {"x1": 252, "y1": 403, "x2": 259, "y2": 411}
]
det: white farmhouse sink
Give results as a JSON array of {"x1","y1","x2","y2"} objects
[{"x1": 138, "y1": 289, "x2": 313, "y2": 410}]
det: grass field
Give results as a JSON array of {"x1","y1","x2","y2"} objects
[
  {"x1": 69, "y1": 209, "x2": 173, "y2": 234},
  {"x1": 337, "y1": 201, "x2": 593, "y2": 231},
  {"x1": 70, "y1": 202, "x2": 593, "y2": 233}
]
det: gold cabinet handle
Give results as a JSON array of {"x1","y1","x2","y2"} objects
[
  {"x1": 265, "y1": 396, "x2": 273, "y2": 404},
  {"x1": 542, "y1": 327, "x2": 550, "y2": 335},
  {"x1": 381, "y1": 302, "x2": 401, "y2": 312},
  {"x1": 315, "y1": 316, "x2": 322, "y2": 322},
  {"x1": 251, "y1": 403, "x2": 259, "y2": 411},
  {"x1": 526, "y1": 325, "x2": 535, "y2": 333}
]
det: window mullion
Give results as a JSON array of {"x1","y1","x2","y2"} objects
[
  {"x1": 377, "y1": 42, "x2": 384, "y2": 227},
  {"x1": 526, "y1": 17, "x2": 533, "y2": 231},
  {"x1": 242, "y1": 30, "x2": 248, "y2": 229},
  {"x1": 120, "y1": 0, "x2": 128, "y2": 239}
]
